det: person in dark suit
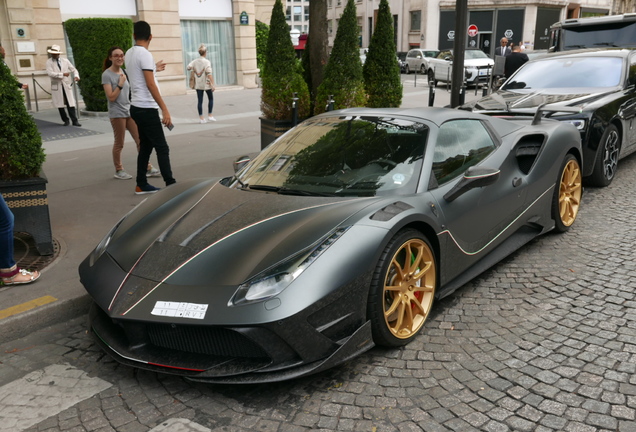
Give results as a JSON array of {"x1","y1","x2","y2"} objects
[
  {"x1": 495, "y1": 38, "x2": 511, "y2": 57},
  {"x1": 504, "y1": 45, "x2": 529, "y2": 78}
]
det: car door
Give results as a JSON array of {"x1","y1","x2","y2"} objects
[
  {"x1": 434, "y1": 50, "x2": 452, "y2": 82},
  {"x1": 426, "y1": 119, "x2": 529, "y2": 274}
]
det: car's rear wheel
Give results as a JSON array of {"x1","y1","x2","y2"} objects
[
  {"x1": 427, "y1": 70, "x2": 437, "y2": 86},
  {"x1": 368, "y1": 229, "x2": 436, "y2": 347},
  {"x1": 589, "y1": 124, "x2": 620, "y2": 187},
  {"x1": 552, "y1": 154, "x2": 582, "y2": 232},
  {"x1": 405, "y1": 64, "x2": 410, "y2": 74}
]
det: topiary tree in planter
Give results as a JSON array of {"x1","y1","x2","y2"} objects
[
  {"x1": 314, "y1": 0, "x2": 366, "y2": 115},
  {"x1": 363, "y1": 0, "x2": 402, "y2": 108},
  {"x1": 64, "y1": 18, "x2": 133, "y2": 112},
  {"x1": 0, "y1": 62, "x2": 45, "y2": 180},
  {"x1": 260, "y1": 0, "x2": 310, "y2": 148},
  {"x1": 0, "y1": 61, "x2": 53, "y2": 255}
]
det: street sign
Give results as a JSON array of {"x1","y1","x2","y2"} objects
[{"x1": 468, "y1": 24, "x2": 478, "y2": 37}]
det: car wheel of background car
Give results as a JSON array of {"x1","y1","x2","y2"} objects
[
  {"x1": 427, "y1": 70, "x2": 437, "y2": 86},
  {"x1": 405, "y1": 64, "x2": 410, "y2": 74},
  {"x1": 368, "y1": 229, "x2": 436, "y2": 347},
  {"x1": 420, "y1": 64, "x2": 426, "y2": 74},
  {"x1": 589, "y1": 124, "x2": 620, "y2": 187},
  {"x1": 552, "y1": 154, "x2": 582, "y2": 233}
]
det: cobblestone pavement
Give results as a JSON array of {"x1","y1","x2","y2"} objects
[{"x1": 1, "y1": 154, "x2": 635, "y2": 432}]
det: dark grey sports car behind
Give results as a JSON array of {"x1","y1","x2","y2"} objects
[{"x1": 79, "y1": 107, "x2": 583, "y2": 383}]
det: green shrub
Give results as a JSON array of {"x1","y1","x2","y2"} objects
[
  {"x1": 260, "y1": 0, "x2": 310, "y2": 120},
  {"x1": 0, "y1": 62, "x2": 45, "y2": 180},
  {"x1": 255, "y1": 20, "x2": 269, "y2": 72},
  {"x1": 315, "y1": 0, "x2": 366, "y2": 114},
  {"x1": 363, "y1": 0, "x2": 402, "y2": 108},
  {"x1": 64, "y1": 18, "x2": 133, "y2": 112}
]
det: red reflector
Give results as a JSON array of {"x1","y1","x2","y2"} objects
[{"x1": 148, "y1": 362, "x2": 205, "y2": 372}]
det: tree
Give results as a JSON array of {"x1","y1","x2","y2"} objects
[
  {"x1": 315, "y1": 0, "x2": 366, "y2": 114},
  {"x1": 255, "y1": 20, "x2": 269, "y2": 72},
  {"x1": 260, "y1": 0, "x2": 310, "y2": 120},
  {"x1": 363, "y1": 0, "x2": 402, "y2": 108},
  {"x1": 64, "y1": 18, "x2": 133, "y2": 112},
  {"x1": 0, "y1": 62, "x2": 45, "y2": 179}
]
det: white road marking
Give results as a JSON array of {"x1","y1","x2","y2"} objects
[
  {"x1": 0, "y1": 363, "x2": 111, "y2": 431},
  {"x1": 150, "y1": 418, "x2": 211, "y2": 431}
]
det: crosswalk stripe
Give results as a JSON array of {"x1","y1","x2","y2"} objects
[{"x1": 0, "y1": 363, "x2": 111, "y2": 431}]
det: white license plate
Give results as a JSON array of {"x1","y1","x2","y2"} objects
[{"x1": 478, "y1": 70, "x2": 488, "y2": 76}]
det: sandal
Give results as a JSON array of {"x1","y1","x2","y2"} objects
[{"x1": 0, "y1": 267, "x2": 41, "y2": 286}]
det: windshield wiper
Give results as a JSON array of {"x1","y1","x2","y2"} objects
[
  {"x1": 565, "y1": 45, "x2": 586, "y2": 49},
  {"x1": 247, "y1": 184, "x2": 279, "y2": 192},
  {"x1": 594, "y1": 42, "x2": 618, "y2": 47},
  {"x1": 278, "y1": 188, "x2": 337, "y2": 197}
]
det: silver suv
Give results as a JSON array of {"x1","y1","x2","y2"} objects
[{"x1": 404, "y1": 48, "x2": 439, "y2": 74}]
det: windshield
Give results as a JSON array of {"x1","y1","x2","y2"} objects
[
  {"x1": 562, "y1": 23, "x2": 636, "y2": 49},
  {"x1": 502, "y1": 56, "x2": 623, "y2": 90},
  {"x1": 465, "y1": 50, "x2": 490, "y2": 59},
  {"x1": 233, "y1": 116, "x2": 428, "y2": 197}
]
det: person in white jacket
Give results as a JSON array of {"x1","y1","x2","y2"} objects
[
  {"x1": 45, "y1": 44, "x2": 81, "y2": 126},
  {"x1": 187, "y1": 44, "x2": 216, "y2": 124}
]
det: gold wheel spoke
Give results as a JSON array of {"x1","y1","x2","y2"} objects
[{"x1": 384, "y1": 295, "x2": 401, "y2": 317}]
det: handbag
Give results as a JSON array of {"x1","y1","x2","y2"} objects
[{"x1": 189, "y1": 70, "x2": 196, "y2": 89}]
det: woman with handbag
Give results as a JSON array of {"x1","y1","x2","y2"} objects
[
  {"x1": 187, "y1": 44, "x2": 216, "y2": 124},
  {"x1": 102, "y1": 46, "x2": 160, "y2": 180}
]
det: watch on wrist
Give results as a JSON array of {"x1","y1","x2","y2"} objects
[{"x1": 117, "y1": 85, "x2": 123, "y2": 90}]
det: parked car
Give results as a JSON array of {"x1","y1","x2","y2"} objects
[
  {"x1": 397, "y1": 51, "x2": 408, "y2": 73},
  {"x1": 461, "y1": 48, "x2": 636, "y2": 187},
  {"x1": 427, "y1": 49, "x2": 494, "y2": 86},
  {"x1": 404, "y1": 48, "x2": 439, "y2": 74},
  {"x1": 80, "y1": 107, "x2": 582, "y2": 383}
]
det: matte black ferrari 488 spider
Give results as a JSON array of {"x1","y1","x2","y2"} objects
[{"x1": 80, "y1": 107, "x2": 583, "y2": 383}]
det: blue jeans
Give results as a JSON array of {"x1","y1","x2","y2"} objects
[
  {"x1": 196, "y1": 89, "x2": 214, "y2": 116},
  {"x1": 130, "y1": 106, "x2": 176, "y2": 187},
  {"x1": 0, "y1": 193, "x2": 15, "y2": 270}
]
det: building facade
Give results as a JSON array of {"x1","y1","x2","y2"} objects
[
  {"x1": 327, "y1": 0, "x2": 614, "y2": 56},
  {"x1": 1, "y1": 0, "x2": 271, "y2": 103}
]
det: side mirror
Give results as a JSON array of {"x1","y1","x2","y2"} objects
[
  {"x1": 234, "y1": 155, "x2": 250, "y2": 173},
  {"x1": 443, "y1": 166, "x2": 500, "y2": 202}
]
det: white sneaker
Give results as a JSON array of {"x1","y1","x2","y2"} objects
[
  {"x1": 199, "y1": 119, "x2": 207, "y2": 124},
  {"x1": 208, "y1": 116, "x2": 217, "y2": 122},
  {"x1": 114, "y1": 170, "x2": 133, "y2": 180}
]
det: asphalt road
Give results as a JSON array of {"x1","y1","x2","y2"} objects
[{"x1": 1, "y1": 77, "x2": 636, "y2": 432}]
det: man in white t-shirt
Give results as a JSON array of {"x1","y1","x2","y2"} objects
[{"x1": 125, "y1": 20, "x2": 176, "y2": 195}]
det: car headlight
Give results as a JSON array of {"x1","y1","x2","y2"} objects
[
  {"x1": 89, "y1": 199, "x2": 148, "y2": 266},
  {"x1": 229, "y1": 227, "x2": 350, "y2": 306},
  {"x1": 561, "y1": 119, "x2": 586, "y2": 131}
]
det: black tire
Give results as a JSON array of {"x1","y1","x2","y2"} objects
[
  {"x1": 420, "y1": 64, "x2": 426, "y2": 74},
  {"x1": 427, "y1": 70, "x2": 437, "y2": 87},
  {"x1": 588, "y1": 124, "x2": 620, "y2": 187},
  {"x1": 552, "y1": 154, "x2": 582, "y2": 233},
  {"x1": 368, "y1": 229, "x2": 436, "y2": 347},
  {"x1": 405, "y1": 64, "x2": 410, "y2": 74}
]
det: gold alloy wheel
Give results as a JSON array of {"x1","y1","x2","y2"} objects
[
  {"x1": 383, "y1": 239, "x2": 436, "y2": 339},
  {"x1": 559, "y1": 158, "x2": 582, "y2": 227}
]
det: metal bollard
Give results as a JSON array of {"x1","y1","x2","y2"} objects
[
  {"x1": 459, "y1": 84, "x2": 466, "y2": 106},
  {"x1": 428, "y1": 80, "x2": 435, "y2": 106},
  {"x1": 482, "y1": 84, "x2": 488, "y2": 97},
  {"x1": 292, "y1": 92, "x2": 299, "y2": 126}
]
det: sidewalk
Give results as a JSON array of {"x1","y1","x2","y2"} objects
[{"x1": 0, "y1": 78, "x2": 478, "y2": 343}]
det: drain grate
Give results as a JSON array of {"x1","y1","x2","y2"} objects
[{"x1": 13, "y1": 232, "x2": 60, "y2": 272}]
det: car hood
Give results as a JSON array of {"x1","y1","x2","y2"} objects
[
  {"x1": 106, "y1": 179, "x2": 381, "y2": 287},
  {"x1": 468, "y1": 89, "x2": 612, "y2": 112}
]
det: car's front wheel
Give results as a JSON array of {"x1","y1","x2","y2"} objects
[
  {"x1": 420, "y1": 64, "x2": 426, "y2": 74},
  {"x1": 405, "y1": 64, "x2": 410, "y2": 74},
  {"x1": 589, "y1": 124, "x2": 620, "y2": 187},
  {"x1": 368, "y1": 229, "x2": 436, "y2": 347},
  {"x1": 552, "y1": 154, "x2": 582, "y2": 232}
]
